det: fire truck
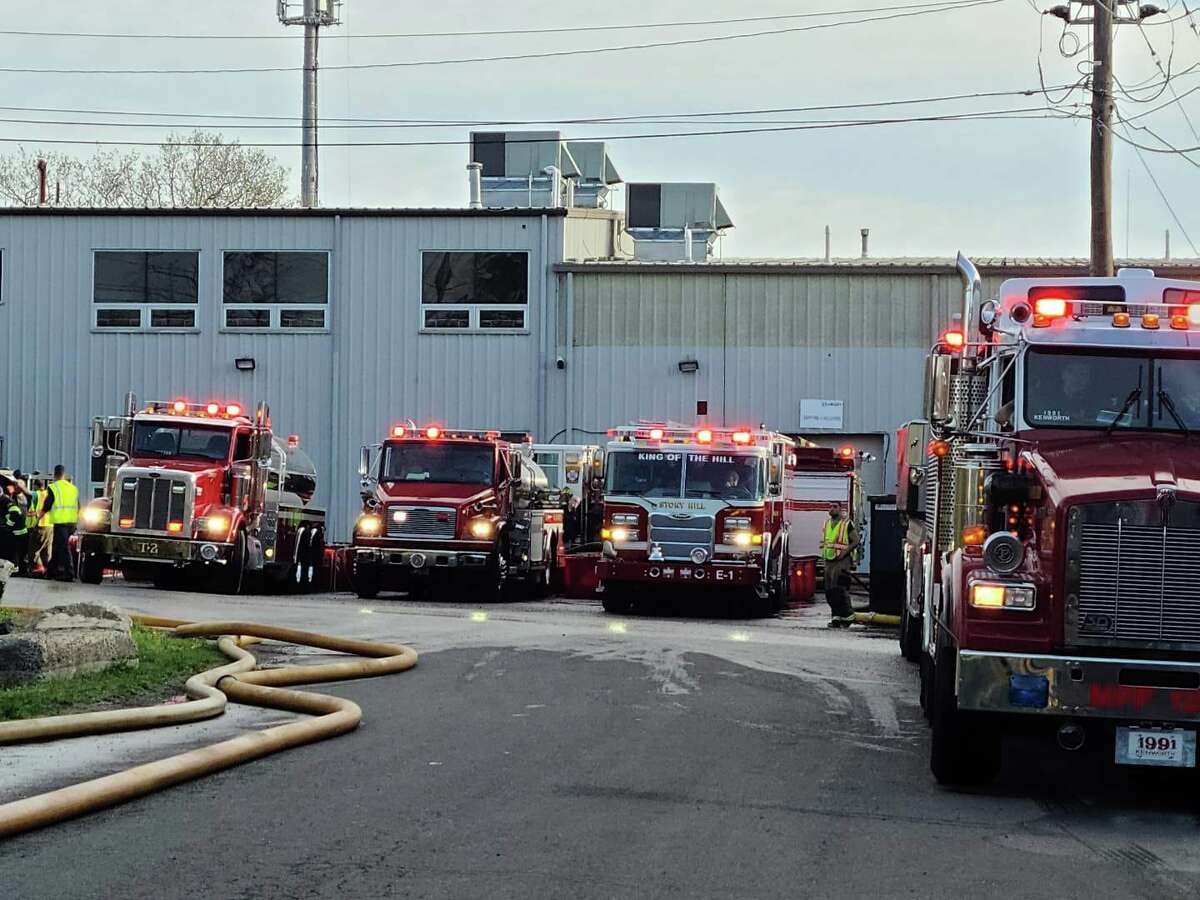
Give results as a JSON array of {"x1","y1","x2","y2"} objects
[
  {"x1": 784, "y1": 445, "x2": 865, "y2": 601},
  {"x1": 898, "y1": 254, "x2": 1200, "y2": 784},
  {"x1": 351, "y1": 423, "x2": 566, "y2": 601},
  {"x1": 527, "y1": 443, "x2": 605, "y2": 547},
  {"x1": 596, "y1": 424, "x2": 797, "y2": 615},
  {"x1": 77, "y1": 394, "x2": 326, "y2": 594}
]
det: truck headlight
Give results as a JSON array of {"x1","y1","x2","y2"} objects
[
  {"x1": 970, "y1": 581, "x2": 1036, "y2": 610},
  {"x1": 356, "y1": 514, "x2": 383, "y2": 536},
  {"x1": 724, "y1": 531, "x2": 764, "y2": 548},
  {"x1": 470, "y1": 519, "x2": 494, "y2": 539},
  {"x1": 81, "y1": 504, "x2": 110, "y2": 528},
  {"x1": 602, "y1": 527, "x2": 635, "y2": 542},
  {"x1": 206, "y1": 515, "x2": 230, "y2": 538},
  {"x1": 725, "y1": 516, "x2": 752, "y2": 529}
]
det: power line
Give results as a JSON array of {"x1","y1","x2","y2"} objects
[
  {"x1": 0, "y1": 86, "x2": 1078, "y2": 131},
  {"x1": 1118, "y1": 120, "x2": 1199, "y2": 252},
  {"x1": 0, "y1": 0, "x2": 1004, "y2": 75},
  {"x1": 0, "y1": 1, "x2": 990, "y2": 41},
  {"x1": 0, "y1": 107, "x2": 1067, "y2": 150}
]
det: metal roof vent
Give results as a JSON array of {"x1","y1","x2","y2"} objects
[
  {"x1": 625, "y1": 183, "x2": 733, "y2": 261},
  {"x1": 563, "y1": 141, "x2": 622, "y2": 209},
  {"x1": 469, "y1": 131, "x2": 582, "y2": 209}
]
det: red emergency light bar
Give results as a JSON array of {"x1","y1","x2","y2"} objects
[
  {"x1": 610, "y1": 424, "x2": 776, "y2": 447},
  {"x1": 387, "y1": 424, "x2": 517, "y2": 442},
  {"x1": 146, "y1": 399, "x2": 248, "y2": 420}
]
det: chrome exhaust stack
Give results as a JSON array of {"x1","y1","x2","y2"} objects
[{"x1": 956, "y1": 252, "x2": 982, "y2": 371}]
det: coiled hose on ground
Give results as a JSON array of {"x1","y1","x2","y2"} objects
[{"x1": 0, "y1": 612, "x2": 418, "y2": 839}]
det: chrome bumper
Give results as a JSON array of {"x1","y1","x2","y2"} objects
[
  {"x1": 79, "y1": 532, "x2": 231, "y2": 564},
  {"x1": 958, "y1": 650, "x2": 1200, "y2": 721},
  {"x1": 354, "y1": 547, "x2": 489, "y2": 570}
]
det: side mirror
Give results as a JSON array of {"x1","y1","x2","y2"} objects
[
  {"x1": 510, "y1": 452, "x2": 522, "y2": 480},
  {"x1": 924, "y1": 354, "x2": 953, "y2": 424},
  {"x1": 90, "y1": 419, "x2": 105, "y2": 458},
  {"x1": 230, "y1": 462, "x2": 253, "y2": 510},
  {"x1": 358, "y1": 446, "x2": 371, "y2": 479}
]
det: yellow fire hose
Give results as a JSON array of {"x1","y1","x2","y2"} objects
[
  {"x1": 852, "y1": 611, "x2": 901, "y2": 627},
  {"x1": 0, "y1": 612, "x2": 417, "y2": 839}
]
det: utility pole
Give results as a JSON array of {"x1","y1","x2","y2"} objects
[
  {"x1": 1053, "y1": 1, "x2": 1164, "y2": 275},
  {"x1": 278, "y1": 1, "x2": 342, "y2": 208},
  {"x1": 1090, "y1": 0, "x2": 1114, "y2": 275}
]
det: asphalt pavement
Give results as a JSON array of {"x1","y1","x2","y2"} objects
[{"x1": 3, "y1": 578, "x2": 1200, "y2": 899}]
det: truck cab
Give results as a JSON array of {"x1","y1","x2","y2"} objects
[
  {"x1": 351, "y1": 424, "x2": 564, "y2": 601},
  {"x1": 900, "y1": 257, "x2": 1200, "y2": 784},
  {"x1": 77, "y1": 395, "x2": 325, "y2": 594},
  {"x1": 595, "y1": 424, "x2": 796, "y2": 615}
]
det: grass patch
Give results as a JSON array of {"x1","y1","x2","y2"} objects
[{"x1": 0, "y1": 623, "x2": 227, "y2": 721}]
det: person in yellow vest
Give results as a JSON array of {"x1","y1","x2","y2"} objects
[
  {"x1": 47, "y1": 465, "x2": 79, "y2": 582},
  {"x1": 820, "y1": 501, "x2": 858, "y2": 628},
  {"x1": 27, "y1": 478, "x2": 52, "y2": 577}
]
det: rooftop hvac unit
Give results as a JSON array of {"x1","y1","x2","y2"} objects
[
  {"x1": 469, "y1": 131, "x2": 583, "y2": 209},
  {"x1": 625, "y1": 183, "x2": 733, "y2": 261}
]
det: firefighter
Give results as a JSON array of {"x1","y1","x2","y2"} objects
[
  {"x1": 1, "y1": 482, "x2": 26, "y2": 568},
  {"x1": 820, "y1": 501, "x2": 858, "y2": 628},
  {"x1": 46, "y1": 465, "x2": 79, "y2": 582},
  {"x1": 26, "y1": 479, "x2": 51, "y2": 576}
]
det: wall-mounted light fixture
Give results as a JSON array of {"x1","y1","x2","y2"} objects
[
  {"x1": 677, "y1": 359, "x2": 700, "y2": 374},
  {"x1": 235, "y1": 357, "x2": 256, "y2": 372}
]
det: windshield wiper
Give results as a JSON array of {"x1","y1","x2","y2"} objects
[
  {"x1": 1105, "y1": 387, "x2": 1142, "y2": 436},
  {"x1": 1158, "y1": 388, "x2": 1191, "y2": 438}
]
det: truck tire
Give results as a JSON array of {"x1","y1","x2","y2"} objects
[
  {"x1": 353, "y1": 566, "x2": 380, "y2": 600},
  {"x1": 291, "y1": 532, "x2": 310, "y2": 594},
  {"x1": 480, "y1": 553, "x2": 508, "y2": 603},
  {"x1": 217, "y1": 530, "x2": 247, "y2": 596},
  {"x1": 78, "y1": 552, "x2": 105, "y2": 585},
  {"x1": 601, "y1": 587, "x2": 632, "y2": 614},
  {"x1": 929, "y1": 640, "x2": 1001, "y2": 786},
  {"x1": 306, "y1": 530, "x2": 325, "y2": 592},
  {"x1": 900, "y1": 604, "x2": 922, "y2": 663}
]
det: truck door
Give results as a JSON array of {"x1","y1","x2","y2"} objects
[{"x1": 259, "y1": 441, "x2": 285, "y2": 559}]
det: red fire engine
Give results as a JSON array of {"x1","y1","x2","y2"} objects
[
  {"x1": 77, "y1": 394, "x2": 326, "y2": 594},
  {"x1": 783, "y1": 445, "x2": 864, "y2": 602},
  {"x1": 351, "y1": 423, "x2": 565, "y2": 601},
  {"x1": 596, "y1": 424, "x2": 798, "y2": 615},
  {"x1": 899, "y1": 255, "x2": 1200, "y2": 784}
]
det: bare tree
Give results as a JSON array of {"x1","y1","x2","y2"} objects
[{"x1": 0, "y1": 132, "x2": 292, "y2": 208}]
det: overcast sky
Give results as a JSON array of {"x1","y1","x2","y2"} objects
[{"x1": 5, "y1": 0, "x2": 1199, "y2": 259}]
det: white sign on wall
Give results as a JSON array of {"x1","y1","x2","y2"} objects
[{"x1": 799, "y1": 399, "x2": 844, "y2": 430}]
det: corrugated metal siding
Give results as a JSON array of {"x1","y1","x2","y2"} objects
[
  {"x1": 0, "y1": 212, "x2": 557, "y2": 539},
  {"x1": 562, "y1": 213, "x2": 618, "y2": 261}
]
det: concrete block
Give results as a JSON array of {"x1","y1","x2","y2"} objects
[{"x1": 0, "y1": 600, "x2": 138, "y2": 688}]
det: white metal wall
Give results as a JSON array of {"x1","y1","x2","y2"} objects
[{"x1": 0, "y1": 211, "x2": 562, "y2": 538}]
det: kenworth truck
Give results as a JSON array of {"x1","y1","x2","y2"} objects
[
  {"x1": 898, "y1": 255, "x2": 1200, "y2": 784},
  {"x1": 595, "y1": 424, "x2": 798, "y2": 615},
  {"x1": 351, "y1": 423, "x2": 565, "y2": 601},
  {"x1": 77, "y1": 394, "x2": 326, "y2": 594}
]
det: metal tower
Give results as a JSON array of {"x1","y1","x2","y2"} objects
[{"x1": 277, "y1": 1, "x2": 342, "y2": 208}]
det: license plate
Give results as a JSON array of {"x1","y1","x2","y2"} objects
[
  {"x1": 1115, "y1": 727, "x2": 1196, "y2": 768},
  {"x1": 132, "y1": 541, "x2": 160, "y2": 555}
]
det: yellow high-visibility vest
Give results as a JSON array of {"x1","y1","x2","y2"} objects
[
  {"x1": 47, "y1": 479, "x2": 79, "y2": 526},
  {"x1": 820, "y1": 518, "x2": 850, "y2": 561}
]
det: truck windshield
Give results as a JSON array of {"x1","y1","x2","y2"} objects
[
  {"x1": 132, "y1": 424, "x2": 231, "y2": 461},
  {"x1": 1025, "y1": 350, "x2": 1200, "y2": 432},
  {"x1": 606, "y1": 451, "x2": 683, "y2": 498},
  {"x1": 381, "y1": 442, "x2": 494, "y2": 485},
  {"x1": 684, "y1": 453, "x2": 764, "y2": 500},
  {"x1": 1024, "y1": 350, "x2": 1147, "y2": 430}
]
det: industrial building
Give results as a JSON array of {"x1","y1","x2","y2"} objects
[{"x1": 2, "y1": 132, "x2": 1198, "y2": 537}]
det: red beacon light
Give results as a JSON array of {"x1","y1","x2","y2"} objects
[
  {"x1": 940, "y1": 329, "x2": 965, "y2": 351},
  {"x1": 648, "y1": 427, "x2": 665, "y2": 441},
  {"x1": 731, "y1": 430, "x2": 752, "y2": 445},
  {"x1": 205, "y1": 403, "x2": 220, "y2": 416},
  {"x1": 171, "y1": 400, "x2": 187, "y2": 414},
  {"x1": 695, "y1": 428, "x2": 713, "y2": 444},
  {"x1": 837, "y1": 445, "x2": 856, "y2": 460},
  {"x1": 225, "y1": 404, "x2": 242, "y2": 417},
  {"x1": 391, "y1": 425, "x2": 407, "y2": 438},
  {"x1": 287, "y1": 434, "x2": 300, "y2": 449},
  {"x1": 425, "y1": 426, "x2": 441, "y2": 440}
]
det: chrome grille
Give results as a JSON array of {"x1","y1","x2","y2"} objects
[
  {"x1": 116, "y1": 474, "x2": 188, "y2": 533},
  {"x1": 1071, "y1": 500, "x2": 1200, "y2": 647},
  {"x1": 386, "y1": 505, "x2": 457, "y2": 539},
  {"x1": 649, "y1": 513, "x2": 713, "y2": 561}
]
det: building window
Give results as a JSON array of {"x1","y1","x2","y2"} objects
[
  {"x1": 222, "y1": 251, "x2": 329, "y2": 331},
  {"x1": 420, "y1": 250, "x2": 529, "y2": 332},
  {"x1": 93, "y1": 250, "x2": 199, "y2": 331}
]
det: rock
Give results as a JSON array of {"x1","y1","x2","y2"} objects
[
  {"x1": 0, "y1": 600, "x2": 138, "y2": 688},
  {"x1": 0, "y1": 558, "x2": 13, "y2": 600}
]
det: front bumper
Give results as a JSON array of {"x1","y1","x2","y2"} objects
[
  {"x1": 354, "y1": 545, "x2": 491, "y2": 573},
  {"x1": 958, "y1": 650, "x2": 1200, "y2": 722},
  {"x1": 79, "y1": 531, "x2": 231, "y2": 564},
  {"x1": 598, "y1": 558, "x2": 762, "y2": 587}
]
